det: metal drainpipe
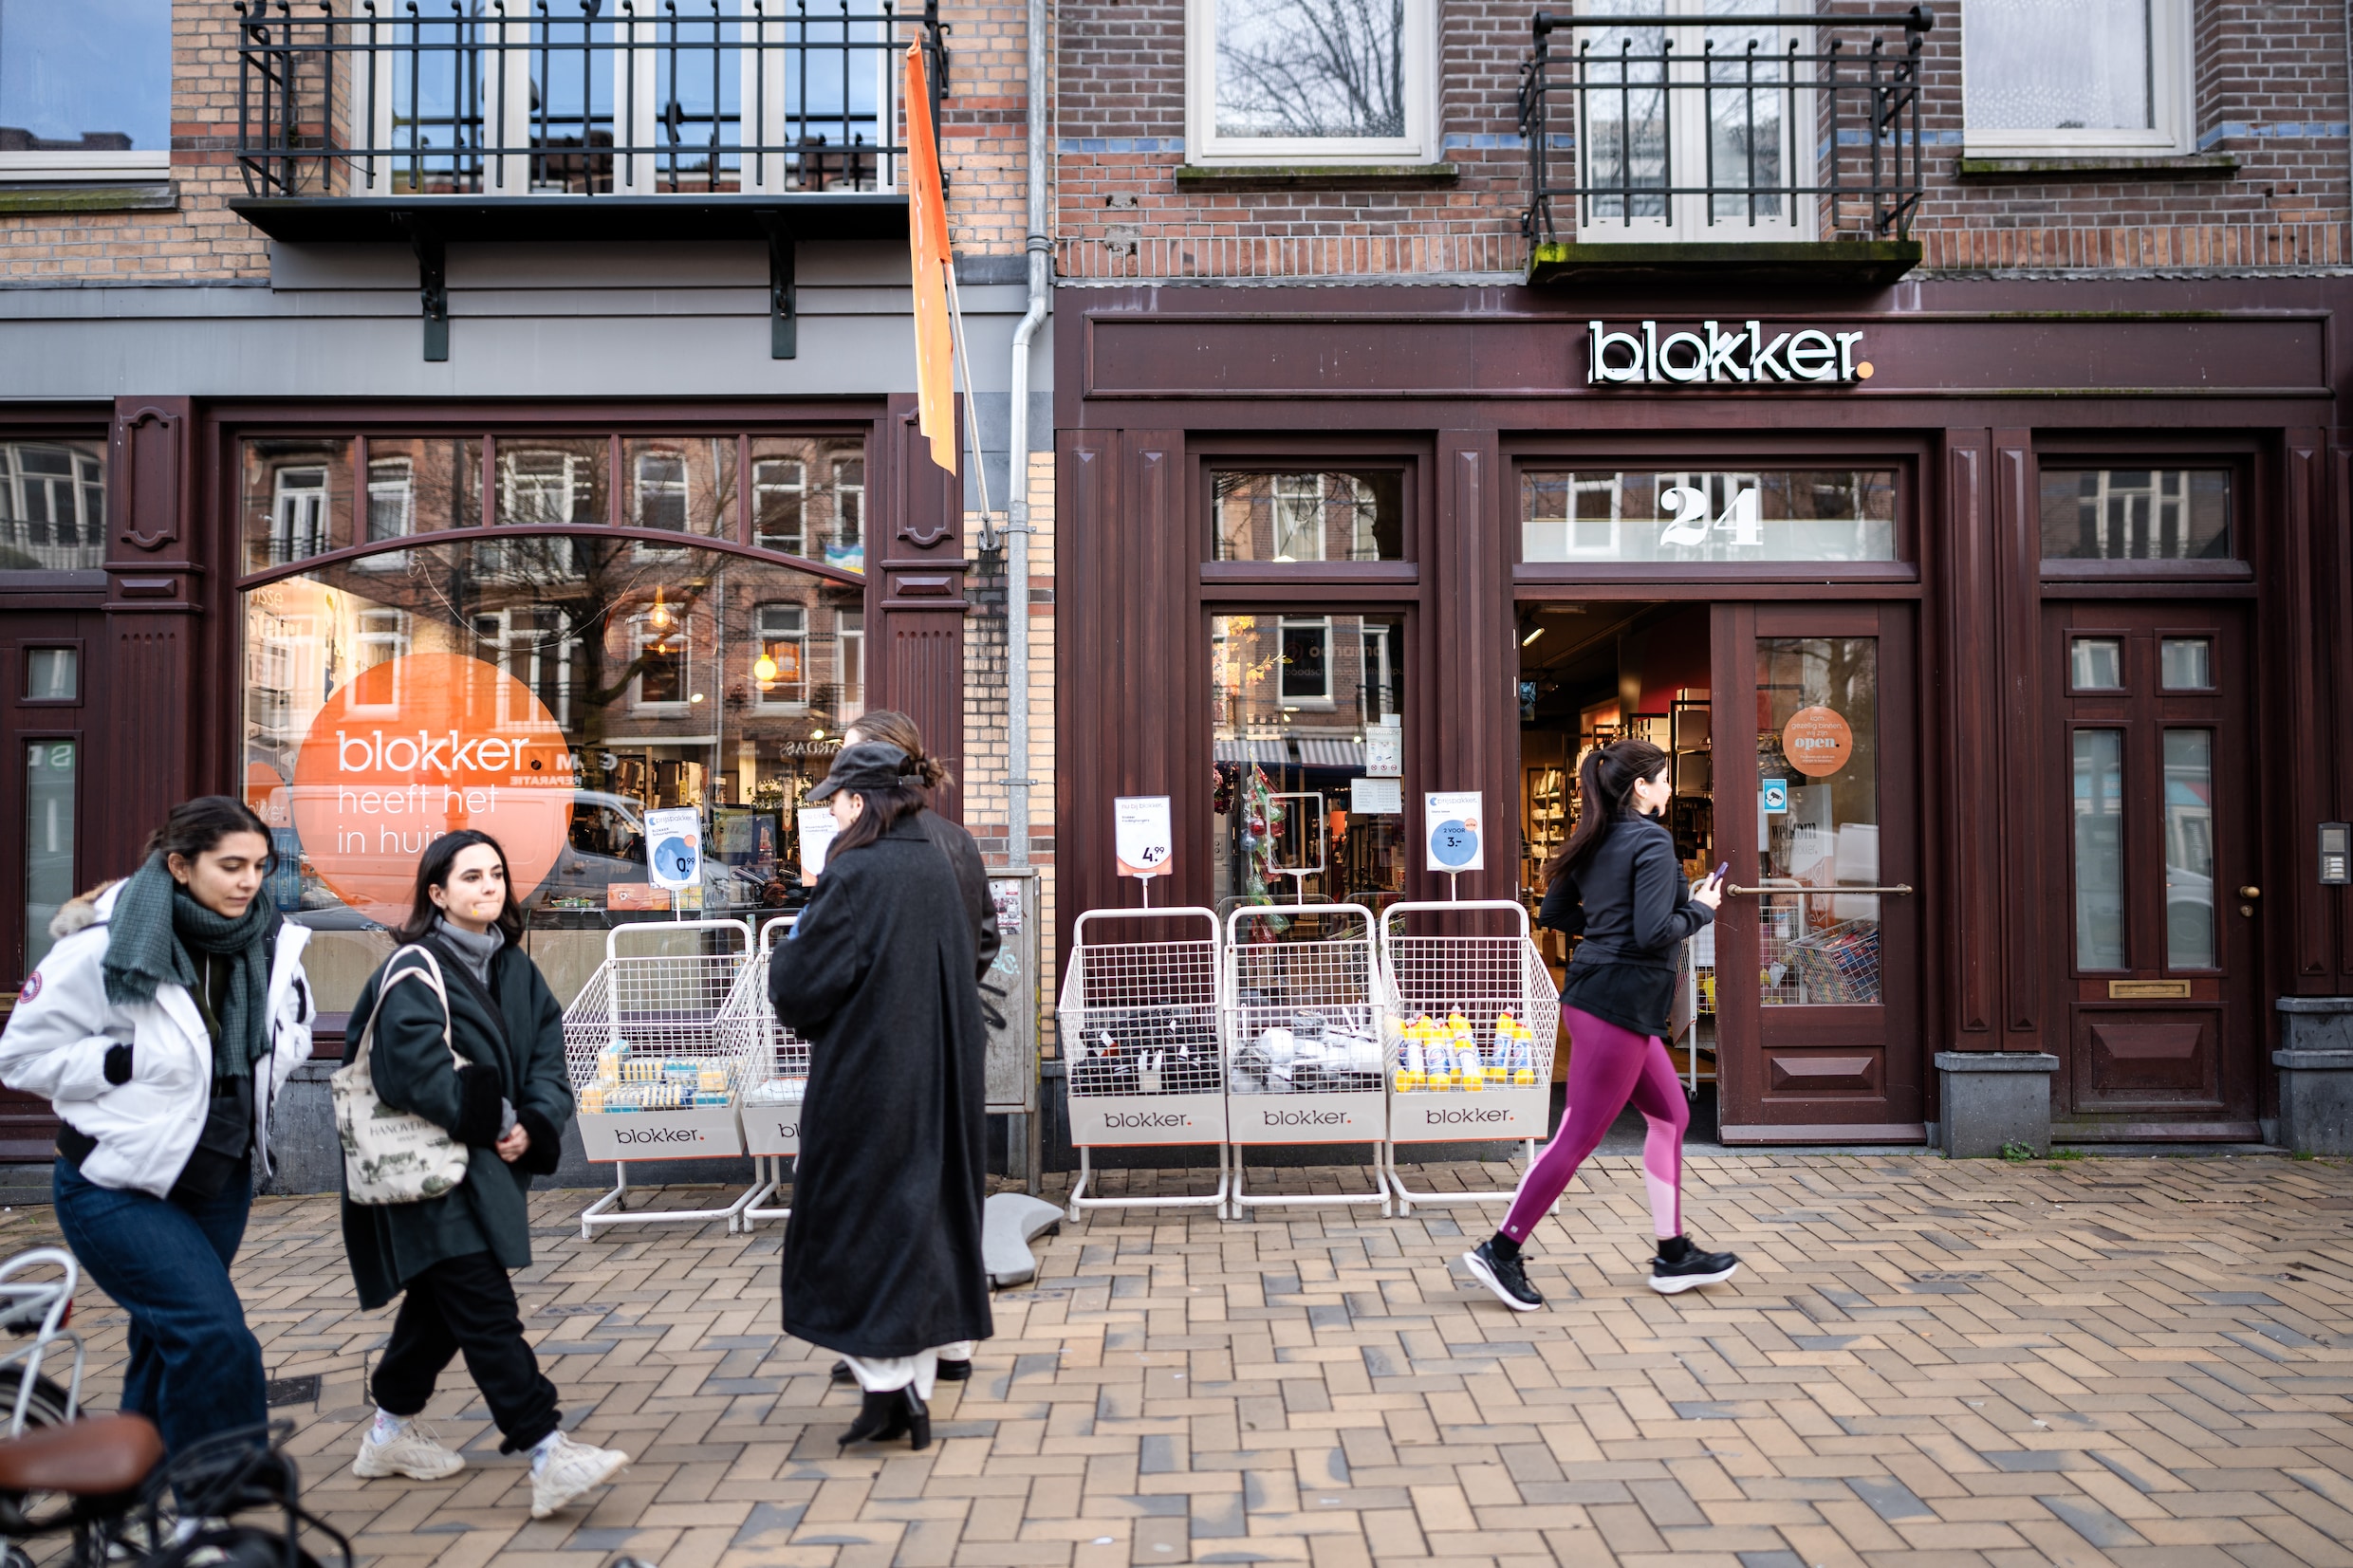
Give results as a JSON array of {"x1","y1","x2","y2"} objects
[{"x1": 1005, "y1": 0, "x2": 1049, "y2": 871}]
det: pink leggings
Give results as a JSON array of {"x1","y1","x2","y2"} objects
[{"x1": 1499, "y1": 1005, "x2": 1689, "y2": 1243}]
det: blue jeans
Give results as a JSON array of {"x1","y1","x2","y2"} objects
[{"x1": 51, "y1": 1157, "x2": 266, "y2": 1458}]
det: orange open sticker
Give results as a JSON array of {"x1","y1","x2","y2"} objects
[{"x1": 1781, "y1": 706, "x2": 1853, "y2": 778}]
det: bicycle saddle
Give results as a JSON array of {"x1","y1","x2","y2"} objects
[{"x1": 0, "y1": 1414, "x2": 162, "y2": 1497}]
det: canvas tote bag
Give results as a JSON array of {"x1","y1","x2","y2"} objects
[{"x1": 332, "y1": 946, "x2": 474, "y2": 1205}]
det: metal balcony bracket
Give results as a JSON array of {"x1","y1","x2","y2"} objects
[
  {"x1": 765, "y1": 218, "x2": 797, "y2": 360},
  {"x1": 413, "y1": 231, "x2": 450, "y2": 362}
]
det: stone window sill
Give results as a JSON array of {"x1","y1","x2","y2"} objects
[
  {"x1": 0, "y1": 182, "x2": 178, "y2": 213},
  {"x1": 1955, "y1": 154, "x2": 2239, "y2": 182},
  {"x1": 1174, "y1": 163, "x2": 1459, "y2": 192}
]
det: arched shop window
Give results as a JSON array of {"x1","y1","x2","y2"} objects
[{"x1": 238, "y1": 433, "x2": 867, "y2": 1012}]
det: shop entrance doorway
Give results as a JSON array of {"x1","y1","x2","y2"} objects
[
  {"x1": 1517, "y1": 600, "x2": 1922, "y2": 1141},
  {"x1": 2043, "y1": 602, "x2": 2260, "y2": 1138}
]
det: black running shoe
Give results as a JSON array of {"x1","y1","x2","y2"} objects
[
  {"x1": 1649, "y1": 1238, "x2": 1739, "y2": 1294},
  {"x1": 1461, "y1": 1239, "x2": 1544, "y2": 1312},
  {"x1": 936, "y1": 1357, "x2": 973, "y2": 1382}
]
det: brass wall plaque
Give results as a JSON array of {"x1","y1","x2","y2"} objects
[{"x1": 2108, "y1": 979, "x2": 2193, "y2": 1000}]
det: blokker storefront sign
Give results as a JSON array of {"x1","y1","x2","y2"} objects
[{"x1": 1588, "y1": 321, "x2": 1874, "y2": 386}]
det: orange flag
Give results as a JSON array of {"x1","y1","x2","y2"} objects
[{"x1": 905, "y1": 43, "x2": 955, "y2": 475}]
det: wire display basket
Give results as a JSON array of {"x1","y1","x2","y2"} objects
[
  {"x1": 1223, "y1": 903, "x2": 1389, "y2": 1214},
  {"x1": 1055, "y1": 907, "x2": 1230, "y2": 1221},
  {"x1": 562, "y1": 918, "x2": 756, "y2": 1237},
  {"x1": 1788, "y1": 917, "x2": 1882, "y2": 1005},
  {"x1": 718, "y1": 915, "x2": 809, "y2": 1231},
  {"x1": 1378, "y1": 900, "x2": 1561, "y2": 1211}
]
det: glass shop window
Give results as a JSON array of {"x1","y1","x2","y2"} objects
[
  {"x1": 1211, "y1": 611, "x2": 1409, "y2": 916},
  {"x1": 23, "y1": 740, "x2": 75, "y2": 973},
  {"x1": 1522, "y1": 469, "x2": 1898, "y2": 563},
  {"x1": 755, "y1": 603, "x2": 809, "y2": 708},
  {"x1": 0, "y1": 438, "x2": 106, "y2": 572},
  {"x1": 1213, "y1": 469, "x2": 1405, "y2": 562},
  {"x1": 2040, "y1": 469, "x2": 2231, "y2": 562}
]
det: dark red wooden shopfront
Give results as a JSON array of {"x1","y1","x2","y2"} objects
[{"x1": 1055, "y1": 278, "x2": 2353, "y2": 1143}]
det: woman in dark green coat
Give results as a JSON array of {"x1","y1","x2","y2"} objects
[{"x1": 340, "y1": 829, "x2": 628, "y2": 1521}]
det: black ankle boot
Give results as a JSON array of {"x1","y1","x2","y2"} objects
[
  {"x1": 901, "y1": 1386, "x2": 932, "y2": 1451},
  {"x1": 840, "y1": 1388, "x2": 904, "y2": 1448}
]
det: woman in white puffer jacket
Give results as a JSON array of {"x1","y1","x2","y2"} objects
[{"x1": 0, "y1": 796, "x2": 314, "y2": 1461}]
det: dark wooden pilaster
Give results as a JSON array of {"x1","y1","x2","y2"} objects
[
  {"x1": 97, "y1": 397, "x2": 200, "y2": 878},
  {"x1": 1939, "y1": 430, "x2": 2000, "y2": 1050},
  {"x1": 2278, "y1": 430, "x2": 2329, "y2": 988},
  {"x1": 878, "y1": 395, "x2": 970, "y2": 824},
  {"x1": 1426, "y1": 430, "x2": 1511, "y2": 902},
  {"x1": 1990, "y1": 428, "x2": 2044, "y2": 1054}
]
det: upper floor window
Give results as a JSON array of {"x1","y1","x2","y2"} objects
[
  {"x1": 0, "y1": 0, "x2": 170, "y2": 183},
  {"x1": 755, "y1": 603, "x2": 809, "y2": 709},
  {"x1": 1566, "y1": 0, "x2": 1810, "y2": 244},
  {"x1": 1186, "y1": 0, "x2": 1437, "y2": 166},
  {"x1": 1964, "y1": 0, "x2": 2191, "y2": 158}
]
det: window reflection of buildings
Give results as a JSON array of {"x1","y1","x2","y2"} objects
[{"x1": 0, "y1": 440, "x2": 106, "y2": 571}]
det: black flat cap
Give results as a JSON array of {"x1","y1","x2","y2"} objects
[{"x1": 805, "y1": 740, "x2": 910, "y2": 802}]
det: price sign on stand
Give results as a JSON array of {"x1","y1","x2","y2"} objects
[
  {"x1": 1424, "y1": 791, "x2": 1484, "y2": 898},
  {"x1": 644, "y1": 808, "x2": 702, "y2": 922},
  {"x1": 797, "y1": 806, "x2": 841, "y2": 886},
  {"x1": 1114, "y1": 796, "x2": 1174, "y2": 905}
]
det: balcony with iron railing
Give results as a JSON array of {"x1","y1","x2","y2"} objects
[
  {"x1": 231, "y1": 1, "x2": 948, "y2": 356},
  {"x1": 1517, "y1": 6, "x2": 1933, "y2": 285}
]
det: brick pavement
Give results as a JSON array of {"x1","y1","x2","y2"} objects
[{"x1": 5, "y1": 1153, "x2": 2351, "y2": 1568}]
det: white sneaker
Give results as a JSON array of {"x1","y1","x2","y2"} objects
[
  {"x1": 352, "y1": 1418, "x2": 466, "y2": 1481},
  {"x1": 528, "y1": 1433, "x2": 629, "y2": 1519}
]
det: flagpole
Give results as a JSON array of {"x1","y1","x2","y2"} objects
[{"x1": 943, "y1": 265, "x2": 993, "y2": 523}]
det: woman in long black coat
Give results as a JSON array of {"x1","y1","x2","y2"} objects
[{"x1": 769, "y1": 740, "x2": 991, "y2": 1450}]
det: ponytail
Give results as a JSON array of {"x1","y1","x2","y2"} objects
[
  {"x1": 1538, "y1": 738, "x2": 1670, "y2": 891},
  {"x1": 843, "y1": 709, "x2": 953, "y2": 792}
]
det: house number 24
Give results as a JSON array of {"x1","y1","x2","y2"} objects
[{"x1": 1659, "y1": 486, "x2": 1761, "y2": 547}]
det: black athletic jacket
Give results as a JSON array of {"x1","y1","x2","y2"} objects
[{"x1": 1537, "y1": 811, "x2": 1713, "y2": 1036}]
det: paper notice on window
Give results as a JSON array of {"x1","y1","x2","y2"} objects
[
  {"x1": 798, "y1": 807, "x2": 841, "y2": 885},
  {"x1": 1350, "y1": 776, "x2": 1402, "y2": 815},
  {"x1": 1364, "y1": 717, "x2": 1402, "y2": 778},
  {"x1": 1115, "y1": 796, "x2": 1174, "y2": 877}
]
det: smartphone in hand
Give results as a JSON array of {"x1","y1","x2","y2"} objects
[{"x1": 1712, "y1": 860, "x2": 1730, "y2": 885}]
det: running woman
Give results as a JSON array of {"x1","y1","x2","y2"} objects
[{"x1": 1462, "y1": 738, "x2": 1739, "y2": 1310}]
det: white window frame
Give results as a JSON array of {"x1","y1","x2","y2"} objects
[
  {"x1": 836, "y1": 607, "x2": 865, "y2": 723},
  {"x1": 753, "y1": 457, "x2": 807, "y2": 556},
  {"x1": 1962, "y1": 0, "x2": 2193, "y2": 159},
  {"x1": 358, "y1": 455, "x2": 415, "y2": 571},
  {"x1": 755, "y1": 603, "x2": 810, "y2": 710},
  {"x1": 631, "y1": 448, "x2": 691, "y2": 563},
  {"x1": 1570, "y1": 0, "x2": 1813, "y2": 245},
  {"x1": 629, "y1": 611, "x2": 693, "y2": 714},
  {"x1": 1184, "y1": 0, "x2": 1438, "y2": 168},
  {"x1": 1277, "y1": 616, "x2": 1335, "y2": 709},
  {"x1": 270, "y1": 467, "x2": 330, "y2": 565},
  {"x1": 1269, "y1": 473, "x2": 1325, "y2": 563},
  {"x1": 349, "y1": 609, "x2": 412, "y2": 715}
]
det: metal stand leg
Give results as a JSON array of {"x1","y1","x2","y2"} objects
[
  {"x1": 577, "y1": 1159, "x2": 763, "y2": 1239},
  {"x1": 1065, "y1": 1142, "x2": 1230, "y2": 1224},
  {"x1": 736, "y1": 1155, "x2": 786, "y2": 1232},
  {"x1": 1226, "y1": 1145, "x2": 1391, "y2": 1218},
  {"x1": 1384, "y1": 1136, "x2": 1549, "y2": 1214}
]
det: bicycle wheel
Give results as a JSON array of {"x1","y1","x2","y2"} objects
[{"x1": 0, "y1": 1366, "x2": 77, "y2": 1543}]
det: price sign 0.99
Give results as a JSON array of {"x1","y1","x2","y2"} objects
[{"x1": 1114, "y1": 796, "x2": 1174, "y2": 878}]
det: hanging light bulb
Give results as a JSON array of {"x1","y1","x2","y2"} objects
[
  {"x1": 753, "y1": 651, "x2": 779, "y2": 683},
  {"x1": 649, "y1": 586, "x2": 673, "y2": 630}
]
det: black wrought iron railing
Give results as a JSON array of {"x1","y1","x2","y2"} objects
[
  {"x1": 233, "y1": 0, "x2": 947, "y2": 199},
  {"x1": 1518, "y1": 6, "x2": 1933, "y2": 245}
]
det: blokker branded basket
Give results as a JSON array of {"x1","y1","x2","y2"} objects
[
  {"x1": 561, "y1": 918, "x2": 757, "y2": 1237},
  {"x1": 1222, "y1": 902, "x2": 1389, "y2": 1214},
  {"x1": 1054, "y1": 907, "x2": 1230, "y2": 1221},
  {"x1": 715, "y1": 915, "x2": 810, "y2": 1230},
  {"x1": 1378, "y1": 900, "x2": 1561, "y2": 1212}
]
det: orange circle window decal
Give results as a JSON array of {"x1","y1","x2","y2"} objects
[
  {"x1": 1781, "y1": 705, "x2": 1854, "y2": 778},
  {"x1": 290, "y1": 652, "x2": 575, "y2": 925}
]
